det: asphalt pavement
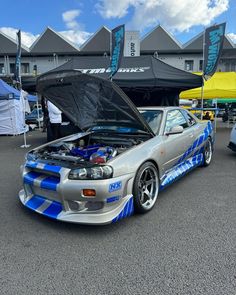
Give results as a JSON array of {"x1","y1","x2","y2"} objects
[{"x1": 0, "y1": 127, "x2": 236, "y2": 295}]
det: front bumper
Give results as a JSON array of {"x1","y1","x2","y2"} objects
[
  {"x1": 19, "y1": 161, "x2": 135, "y2": 224},
  {"x1": 228, "y1": 141, "x2": 236, "y2": 152},
  {"x1": 19, "y1": 190, "x2": 134, "y2": 225}
]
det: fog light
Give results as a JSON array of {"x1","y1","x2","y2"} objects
[
  {"x1": 85, "y1": 201, "x2": 103, "y2": 211},
  {"x1": 82, "y1": 189, "x2": 96, "y2": 197},
  {"x1": 68, "y1": 200, "x2": 80, "y2": 211}
]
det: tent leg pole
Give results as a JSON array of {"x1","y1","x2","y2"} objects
[
  {"x1": 36, "y1": 99, "x2": 41, "y2": 130},
  {"x1": 214, "y1": 99, "x2": 217, "y2": 133},
  {"x1": 200, "y1": 85, "x2": 204, "y2": 120},
  {"x1": 20, "y1": 90, "x2": 30, "y2": 148},
  {"x1": 20, "y1": 128, "x2": 30, "y2": 148}
]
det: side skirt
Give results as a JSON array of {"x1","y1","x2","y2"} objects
[{"x1": 160, "y1": 153, "x2": 204, "y2": 190}]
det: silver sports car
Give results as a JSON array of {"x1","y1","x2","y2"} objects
[{"x1": 19, "y1": 71, "x2": 214, "y2": 224}]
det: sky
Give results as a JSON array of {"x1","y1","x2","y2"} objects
[{"x1": 0, "y1": 0, "x2": 235, "y2": 47}]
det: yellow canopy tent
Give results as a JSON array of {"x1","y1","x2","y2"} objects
[{"x1": 180, "y1": 72, "x2": 236, "y2": 99}]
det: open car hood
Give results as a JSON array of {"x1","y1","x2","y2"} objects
[{"x1": 37, "y1": 70, "x2": 154, "y2": 136}]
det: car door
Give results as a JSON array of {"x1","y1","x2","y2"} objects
[
  {"x1": 181, "y1": 108, "x2": 200, "y2": 141},
  {"x1": 162, "y1": 109, "x2": 195, "y2": 173}
]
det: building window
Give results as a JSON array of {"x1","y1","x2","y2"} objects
[
  {"x1": 10, "y1": 63, "x2": 30, "y2": 74},
  {"x1": 185, "y1": 60, "x2": 194, "y2": 71},
  {"x1": 199, "y1": 60, "x2": 203, "y2": 71},
  {"x1": 21, "y1": 63, "x2": 30, "y2": 74},
  {"x1": 225, "y1": 63, "x2": 229, "y2": 71},
  {"x1": 0, "y1": 63, "x2": 5, "y2": 74},
  {"x1": 230, "y1": 63, "x2": 236, "y2": 72},
  {"x1": 10, "y1": 63, "x2": 15, "y2": 74}
]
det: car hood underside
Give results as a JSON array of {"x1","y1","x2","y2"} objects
[{"x1": 36, "y1": 70, "x2": 154, "y2": 136}]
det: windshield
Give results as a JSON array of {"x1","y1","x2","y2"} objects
[
  {"x1": 139, "y1": 110, "x2": 163, "y2": 134},
  {"x1": 90, "y1": 125, "x2": 147, "y2": 134}
]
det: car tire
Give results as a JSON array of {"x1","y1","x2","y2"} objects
[
  {"x1": 202, "y1": 137, "x2": 213, "y2": 167},
  {"x1": 132, "y1": 161, "x2": 159, "y2": 214}
]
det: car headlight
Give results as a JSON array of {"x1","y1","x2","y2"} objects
[
  {"x1": 25, "y1": 151, "x2": 36, "y2": 161},
  {"x1": 68, "y1": 165, "x2": 113, "y2": 180}
]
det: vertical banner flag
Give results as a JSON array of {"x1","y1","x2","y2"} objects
[
  {"x1": 14, "y1": 30, "x2": 22, "y2": 85},
  {"x1": 124, "y1": 31, "x2": 140, "y2": 57},
  {"x1": 110, "y1": 24, "x2": 125, "y2": 78},
  {"x1": 203, "y1": 23, "x2": 226, "y2": 79}
]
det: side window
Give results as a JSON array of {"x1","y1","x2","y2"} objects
[
  {"x1": 165, "y1": 110, "x2": 188, "y2": 133},
  {"x1": 182, "y1": 110, "x2": 196, "y2": 127}
]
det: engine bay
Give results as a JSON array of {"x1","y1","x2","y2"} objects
[{"x1": 29, "y1": 131, "x2": 150, "y2": 167}]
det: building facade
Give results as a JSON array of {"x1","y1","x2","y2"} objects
[{"x1": 0, "y1": 25, "x2": 235, "y2": 85}]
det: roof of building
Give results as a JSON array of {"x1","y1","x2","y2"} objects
[
  {"x1": 0, "y1": 30, "x2": 29, "y2": 54},
  {"x1": 223, "y1": 35, "x2": 235, "y2": 49},
  {"x1": 141, "y1": 25, "x2": 182, "y2": 52},
  {"x1": 183, "y1": 31, "x2": 235, "y2": 51},
  {"x1": 80, "y1": 26, "x2": 111, "y2": 53},
  {"x1": 30, "y1": 27, "x2": 79, "y2": 54},
  {"x1": 0, "y1": 25, "x2": 235, "y2": 56}
]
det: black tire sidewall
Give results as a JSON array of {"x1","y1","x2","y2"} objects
[
  {"x1": 133, "y1": 161, "x2": 159, "y2": 214},
  {"x1": 202, "y1": 138, "x2": 213, "y2": 167}
]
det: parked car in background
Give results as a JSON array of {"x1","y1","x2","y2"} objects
[
  {"x1": 216, "y1": 109, "x2": 225, "y2": 118},
  {"x1": 179, "y1": 99, "x2": 214, "y2": 121},
  {"x1": 19, "y1": 72, "x2": 215, "y2": 225},
  {"x1": 228, "y1": 123, "x2": 236, "y2": 152},
  {"x1": 222, "y1": 108, "x2": 236, "y2": 122},
  {"x1": 25, "y1": 108, "x2": 43, "y2": 125}
]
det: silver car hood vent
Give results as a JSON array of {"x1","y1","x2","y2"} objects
[{"x1": 36, "y1": 70, "x2": 154, "y2": 136}]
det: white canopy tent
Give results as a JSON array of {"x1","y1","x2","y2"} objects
[{"x1": 0, "y1": 79, "x2": 27, "y2": 135}]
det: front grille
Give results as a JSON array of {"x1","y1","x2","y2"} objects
[
  {"x1": 25, "y1": 161, "x2": 61, "y2": 178},
  {"x1": 24, "y1": 170, "x2": 60, "y2": 191},
  {"x1": 28, "y1": 167, "x2": 60, "y2": 178},
  {"x1": 23, "y1": 161, "x2": 62, "y2": 203},
  {"x1": 33, "y1": 187, "x2": 60, "y2": 202}
]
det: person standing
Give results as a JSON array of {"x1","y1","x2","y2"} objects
[
  {"x1": 47, "y1": 100, "x2": 62, "y2": 140},
  {"x1": 41, "y1": 96, "x2": 49, "y2": 132}
]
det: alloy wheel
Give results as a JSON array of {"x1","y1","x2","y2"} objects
[{"x1": 137, "y1": 165, "x2": 159, "y2": 210}]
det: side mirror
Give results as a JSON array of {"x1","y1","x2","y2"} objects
[{"x1": 166, "y1": 125, "x2": 184, "y2": 135}]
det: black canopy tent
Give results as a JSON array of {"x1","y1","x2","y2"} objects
[
  {"x1": 21, "y1": 76, "x2": 37, "y2": 92},
  {"x1": 41, "y1": 56, "x2": 203, "y2": 106}
]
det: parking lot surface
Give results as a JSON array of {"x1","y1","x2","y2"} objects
[{"x1": 0, "y1": 127, "x2": 236, "y2": 295}]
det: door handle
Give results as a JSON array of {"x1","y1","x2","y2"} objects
[{"x1": 189, "y1": 134, "x2": 194, "y2": 138}]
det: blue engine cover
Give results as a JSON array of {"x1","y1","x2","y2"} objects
[{"x1": 70, "y1": 144, "x2": 102, "y2": 159}]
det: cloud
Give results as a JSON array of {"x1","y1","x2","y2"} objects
[
  {"x1": 227, "y1": 33, "x2": 236, "y2": 43},
  {"x1": 96, "y1": 0, "x2": 137, "y2": 18},
  {"x1": 59, "y1": 30, "x2": 92, "y2": 46},
  {"x1": 0, "y1": 27, "x2": 39, "y2": 47},
  {"x1": 0, "y1": 8, "x2": 92, "y2": 48},
  {"x1": 61, "y1": 9, "x2": 92, "y2": 46},
  {"x1": 61, "y1": 9, "x2": 92, "y2": 45},
  {"x1": 62, "y1": 9, "x2": 81, "y2": 30},
  {"x1": 0, "y1": 26, "x2": 91, "y2": 48},
  {"x1": 97, "y1": 0, "x2": 229, "y2": 32}
]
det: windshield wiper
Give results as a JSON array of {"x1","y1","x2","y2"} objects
[
  {"x1": 130, "y1": 130, "x2": 151, "y2": 135},
  {"x1": 91, "y1": 129, "x2": 151, "y2": 136},
  {"x1": 91, "y1": 129, "x2": 118, "y2": 133}
]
